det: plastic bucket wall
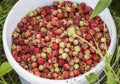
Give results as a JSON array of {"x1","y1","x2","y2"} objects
[{"x1": 3, "y1": 0, "x2": 116, "y2": 84}]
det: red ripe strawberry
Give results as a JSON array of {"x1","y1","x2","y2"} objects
[
  {"x1": 43, "y1": 68, "x2": 49, "y2": 74},
  {"x1": 18, "y1": 22, "x2": 23, "y2": 27},
  {"x1": 47, "y1": 53, "x2": 53, "y2": 58},
  {"x1": 85, "y1": 6, "x2": 91, "y2": 12},
  {"x1": 20, "y1": 28, "x2": 26, "y2": 33},
  {"x1": 79, "y1": 9, "x2": 84, "y2": 14},
  {"x1": 34, "y1": 48, "x2": 40, "y2": 53},
  {"x1": 93, "y1": 54, "x2": 99, "y2": 61},
  {"x1": 51, "y1": 18, "x2": 58, "y2": 25},
  {"x1": 46, "y1": 16, "x2": 52, "y2": 21},
  {"x1": 64, "y1": 64, "x2": 70, "y2": 70},
  {"x1": 21, "y1": 50, "x2": 26, "y2": 55},
  {"x1": 13, "y1": 51, "x2": 18, "y2": 59},
  {"x1": 80, "y1": 2, "x2": 86, "y2": 8},
  {"x1": 19, "y1": 39, "x2": 24, "y2": 45},
  {"x1": 74, "y1": 70, "x2": 80, "y2": 76},
  {"x1": 21, "y1": 18, "x2": 27, "y2": 24},
  {"x1": 57, "y1": 13, "x2": 63, "y2": 19},
  {"x1": 63, "y1": 71, "x2": 69, "y2": 79},
  {"x1": 106, "y1": 41, "x2": 110, "y2": 47},
  {"x1": 33, "y1": 68, "x2": 39, "y2": 72},
  {"x1": 30, "y1": 20, "x2": 36, "y2": 26},
  {"x1": 58, "y1": 76, "x2": 63, "y2": 80},
  {"x1": 85, "y1": 34, "x2": 92, "y2": 40},
  {"x1": 86, "y1": 59, "x2": 92, "y2": 65},
  {"x1": 51, "y1": 57, "x2": 57, "y2": 63},
  {"x1": 85, "y1": 14, "x2": 90, "y2": 19},
  {"x1": 58, "y1": 59, "x2": 65, "y2": 65},
  {"x1": 80, "y1": 61, "x2": 86, "y2": 66},
  {"x1": 38, "y1": 58, "x2": 45, "y2": 65},
  {"x1": 98, "y1": 24, "x2": 103, "y2": 31},
  {"x1": 52, "y1": 73, "x2": 58, "y2": 78},
  {"x1": 70, "y1": 46, "x2": 74, "y2": 51},
  {"x1": 41, "y1": 74, "x2": 47, "y2": 78},
  {"x1": 41, "y1": 10, "x2": 46, "y2": 16},
  {"x1": 89, "y1": 29, "x2": 95, "y2": 35},
  {"x1": 52, "y1": 43, "x2": 58, "y2": 50},
  {"x1": 46, "y1": 9, "x2": 52, "y2": 14},
  {"x1": 13, "y1": 39, "x2": 19, "y2": 45}
]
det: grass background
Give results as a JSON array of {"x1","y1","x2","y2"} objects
[{"x1": 0, "y1": 0, "x2": 120, "y2": 84}]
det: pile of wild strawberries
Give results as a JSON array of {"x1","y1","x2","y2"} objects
[{"x1": 12, "y1": 1, "x2": 111, "y2": 80}]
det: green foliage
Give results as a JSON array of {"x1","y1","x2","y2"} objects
[
  {"x1": 90, "y1": 0, "x2": 112, "y2": 19},
  {"x1": 0, "y1": 62, "x2": 13, "y2": 77},
  {"x1": 86, "y1": 73, "x2": 98, "y2": 83}
]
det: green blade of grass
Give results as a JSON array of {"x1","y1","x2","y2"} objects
[{"x1": 90, "y1": 0, "x2": 112, "y2": 19}]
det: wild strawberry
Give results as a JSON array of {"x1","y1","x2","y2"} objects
[
  {"x1": 47, "y1": 53, "x2": 53, "y2": 59},
  {"x1": 62, "y1": 53, "x2": 68, "y2": 59},
  {"x1": 85, "y1": 34, "x2": 92, "y2": 40},
  {"x1": 59, "y1": 42, "x2": 65, "y2": 48},
  {"x1": 74, "y1": 64, "x2": 79, "y2": 69},
  {"x1": 21, "y1": 17, "x2": 27, "y2": 24},
  {"x1": 58, "y1": 76, "x2": 63, "y2": 80},
  {"x1": 34, "y1": 48, "x2": 40, "y2": 53},
  {"x1": 85, "y1": 6, "x2": 91, "y2": 12},
  {"x1": 31, "y1": 62, "x2": 38, "y2": 68},
  {"x1": 73, "y1": 40, "x2": 79, "y2": 45},
  {"x1": 43, "y1": 68, "x2": 49, "y2": 74},
  {"x1": 41, "y1": 32, "x2": 47, "y2": 38},
  {"x1": 54, "y1": 29, "x2": 62, "y2": 35},
  {"x1": 93, "y1": 54, "x2": 99, "y2": 61},
  {"x1": 41, "y1": 74, "x2": 47, "y2": 78},
  {"x1": 53, "y1": 50, "x2": 59, "y2": 56},
  {"x1": 35, "y1": 71, "x2": 41, "y2": 77},
  {"x1": 80, "y1": 2, "x2": 86, "y2": 8},
  {"x1": 80, "y1": 61, "x2": 86, "y2": 67},
  {"x1": 86, "y1": 59, "x2": 92, "y2": 65},
  {"x1": 51, "y1": 17, "x2": 58, "y2": 26},
  {"x1": 20, "y1": 28, "x2": 26, "y2": 33},
  {"x1": 51, "y1": 57, "x2": 57, "y2": 63},
  {"x1": 41, "y1": 52, "x2": 46, "y2": 58},
  {"x1": 18, "y1": 22, "x2": 23, "y2": 27},
  {"x1": 38, "y1": 58, "x2": 45, "y2": 65},
  {"x1": 79, "y1": 9, "x2": 84, "y2": 14},
  {"x1": 58, "y1": 59, "x2": 65, "y2": 65},
  {"x1": 41, "y1": 10, "x2": 46, "y2": 16},
  {"x1": 74, "y1": 70, "x2": 80, "y2": 76},
  {"x1": 13, "y1": 51, "x2": 18, "y2": 59},
  {"x1": 57, "y1": 13, "x2": 63, "y2": 19},
  {"x1": 63, "y1": 71, "x2": 69, "y2": 79},
  {"x1": 69, "y1": 46, "x2": 74, "y2": 51},
  {"x1": 89, "y1": 29, "x2": 95, "y2": 35},
  {"x1": 106, "y1": 41, "x2": 110, "y2": 47},
  {"x1": 30, "y1": 21, "x2": 36, "y2": 26},
  {"x1": 70, "y1": 71, "x2": 74, "y2": 77},
  {"x1": 64, "y1": 64, "x2": 70, "y2": 70},
  {"x1": 33, "y1": 68, "x2": 39, "y2": 72},
  {"x1": 19, "y1": 39, "x2": 24, "y2": 45},
  {"x1": 95, "y1": 32, "x2": 102, "y2": 39}
]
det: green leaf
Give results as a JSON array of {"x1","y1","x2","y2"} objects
[
  {"x1": 0, "y1": 6, "x2": 2, "y2": 12},
  {"x1": 106, "y1": 71, "x2": 117, "y2": 84},
  {"x1": 86, "y1": 73, "x2": 98, "y2": 83},
  {"x1": 90, "y1": 0, "x2": 112, "y2": 19},
  {"x1": 0, "y1": 62, "x2": 13, "y2": 77}
]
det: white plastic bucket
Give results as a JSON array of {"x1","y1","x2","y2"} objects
[{"x1": 3, "y1": 0, "x2": 116, "y2": 84}]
